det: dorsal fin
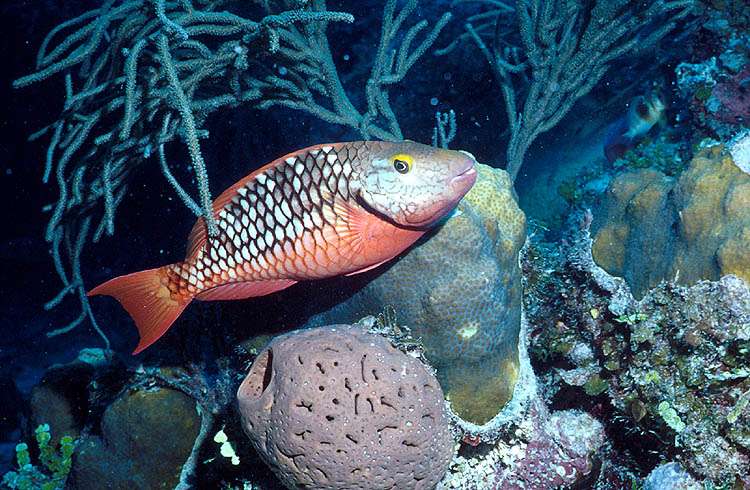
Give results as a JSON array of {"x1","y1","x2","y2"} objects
[{"x1": 185, "y1": 218, "x2": 207, "y2": 261}]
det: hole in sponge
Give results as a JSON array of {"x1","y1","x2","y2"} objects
[{"x1": 238, "y1": 348, "x2": 274, "y2": 401}]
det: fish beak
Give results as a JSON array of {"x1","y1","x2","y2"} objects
[
  {"x1": 450, "y1": 157, "x2": 477, "y2": 189},
  {"x1": 458, "y1": 150, "x2": 477, "y2": 161}
]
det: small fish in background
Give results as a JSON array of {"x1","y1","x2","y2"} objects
[
  {"x1": 604, "y1": 90, "x2": 667, "y2": 163},
  {"x1": 89, "y1": 141, "x2": 477, "y2": 353}
]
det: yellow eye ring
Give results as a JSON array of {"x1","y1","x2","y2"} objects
[{"x1": 392, "y1": 154, "x2": 413, "y2": 174}]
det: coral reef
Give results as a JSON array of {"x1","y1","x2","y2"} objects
[
  {"x1": 71, "y1": 386, "x2": 201, "y2": 489},
  {"x1": 237, "y1": 325, "x2": 454, "y2": 490},
  {"x1": 642, "y1": 462, "x2": 699, "y2": 490},
  {"x1": 6, "y1": 1, "x2": 750, "y2": 489},
  {"x1": 524, "y1": 216, "x2": 750, "y2": 486},
  {"x1": 592, "y1": 146, "x2": 750, "y2": 297},
  {"x1": 308, "y1": 163, "x2": 526, "y2": 424},
  {"x1": 603, "y1": 276, "x2": 750, "y2": 482},
  {"x1": 440, "y1": 354, "x2": 604, "y2": 489},
  {"x1": 677, "y1": 32, "x2": 750, "y2": 141}
]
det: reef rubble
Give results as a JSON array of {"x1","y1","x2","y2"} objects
[{"x1": 523, "y1": 211, "x2": 750, "y2": 488}]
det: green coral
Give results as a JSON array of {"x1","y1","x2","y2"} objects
[
  {"x1": 614, "y1": 312, "x2": 649, "y2": 326},
  {"x1": 657, "y1": 401, "x2": 686, "y2": 433},
  {"x1": 2, "y1": 424, "x2": 76, "y2": 490}
]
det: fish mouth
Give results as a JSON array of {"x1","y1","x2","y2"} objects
[
  {"x1": 405, "y1": 164, "x2": 477, "y2": 228},
  {"x1": 449, "y1": 162, "x2": 477, "y2": 195},
  {"x1": 451, "y1": 165, "x2": 477, "y2": 186}
]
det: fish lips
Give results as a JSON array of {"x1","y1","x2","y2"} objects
[
  {"x1": 405, "y1": 164, "x2": 477, "y2": 228},
  {"x1": 451, "y1": 164, "x2": 477, "y2": 190}
]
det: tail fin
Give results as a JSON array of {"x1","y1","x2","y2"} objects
[{"x1": 88, "y1": 266, "x2": 191, "y2": 354}]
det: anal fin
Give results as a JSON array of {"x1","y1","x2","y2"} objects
[
  {"x1": 195, "y1": 279, "x2": 297, "y2": 301},
  {"x1": 345, "y1": 259, "x2": 389, "y2": 277}
]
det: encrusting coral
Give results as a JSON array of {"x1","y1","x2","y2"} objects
[
  {"x1": 237, "y1": 325, "x2": 454, "y2": 490},
  {"x1": 308, "y1": 163, "x2": 526, "y2": 425},
  {"x1": 592, "y1": 146, "x2": 750, "y2": 297},
  {"x1": 524, "y1": 212, "x2": 750, "y2": 486}
]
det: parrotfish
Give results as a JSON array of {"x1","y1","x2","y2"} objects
[
  {"x1": 604, "y1": 91, "x2": 667, "y2": 163},
  {"x1": 89, "y1": 141, "x2": 477, "y2": 353}
]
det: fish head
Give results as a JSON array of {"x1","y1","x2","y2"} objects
[
  {"x1": 632, "y1": 90, "x2": 666, "y2": 124},
  {"x1": 354, "y1": 141, "x2": 477, "y2": 228}
]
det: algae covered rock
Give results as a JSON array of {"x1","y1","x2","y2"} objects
[
  {"x1": 237, "y1": 325, "x2": 454, "y2": 490},
  {"x1": 309, "y1": 163, "x2": 526, "y2": 424},
  {"x1": 492, "y1": 408, "x2": 604, "y2": 488},
  {"x1": 643, "y1": 463, "x2": 700, "y2": 490},
  {"x1": 606, "y1": 276, "x2": 750, "y2": 481},
  {"x1": 593, "y1": 147, "x2": 750, "y2": 297},
  {"x1": 70, "y1": 386, "x2": 200, "y2": 489},
  {"x1": 535, "y1": 225, "x2": 750, "y2": 483}
]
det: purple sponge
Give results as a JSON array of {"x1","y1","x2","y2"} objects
[{"x1": 237, "y1": 325, "x2": 454, "y2": 489}]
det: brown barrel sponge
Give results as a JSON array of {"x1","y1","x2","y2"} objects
[{"x1": 237, "y1": 325, "x2": 454, "y2": 490}]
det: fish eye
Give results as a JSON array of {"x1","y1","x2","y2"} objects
[
  {"x1": 394, "y1": 159, "x2": 409, "y2": 173},
  {"x1": 391, "y1": 154, "x2": 413, "y2": 174}
]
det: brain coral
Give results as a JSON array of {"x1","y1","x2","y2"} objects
[
  {"x1": 237, "y1": 325, "x2": 454, "y2": 490},
  {"x1": 307, "y1": 163, "x2": 526, "y2": 425},
  {"x1": 592, "y1": 146, "x2": 750, "y2": 298}
]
